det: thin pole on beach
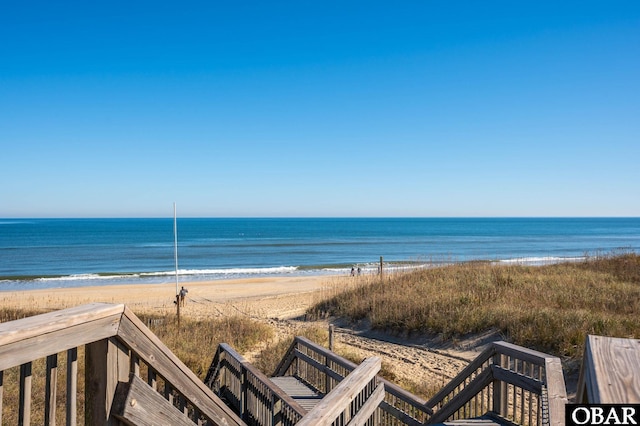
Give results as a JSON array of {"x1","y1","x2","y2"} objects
[
  {"x1": 174, "y1": 203, "x2": 180, "y2": 326},
  {"x1": 174, "y1": 202, "x2": 179, "y2": 297}
]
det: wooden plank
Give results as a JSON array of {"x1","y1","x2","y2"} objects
[
  {"x1": 296, "y1": 337, "x2": 359, "y2": 371},
  {"x1": 575, "y1": 347, "x2": 588, "y2": 404},
  {"x1": 492, "y1": 342, "x2": 550, "y2": 366},
  {"x1": 490, "y1": 365, "x2": 543, "y2": 394},
  {"x1": 117, "y1": 307, "x2": 245, "y2": 426},
  {"x1": 544, "y1": 356, "x2": 568, "y2": 426},
  {"x1": 45, "y1": 354, "x2": 58, "y2": 426},
  {"x1": 85, "y1": 337, "x2": 131, "y2": 425},
  {"x1": 270, "y1": 377, "x2": 322, "y2": 412},
  {"x1": 19, "y1": 362, "x2": 32, "y2": 426},
  {"x1": 0, "y1": 303, "x2": 124, "y2": 346},
  {"x1": 112, "y1": 374, "x2": 195, "y2": 426},
  {"x1": 580, "y1": 335, "x2": 640, "y2": 403},
  {"x1": 0, "y1": 313, "x2": 122, "y2": 371},
  {"x1": 493, "y1": 354, "x2": 508, "y2": 418},
  {"x1": 348, "y1": 383, "x2": 385, "y2": 426},
  {"x1": 66, "y1": 347, "x2": 78, "y2": 426},
  {"x1": 296, "y1": 357, "x2": 381, "y2": 426},
  {"x1": 0, "y1": 370, "x2": 3, "y2": 425}
]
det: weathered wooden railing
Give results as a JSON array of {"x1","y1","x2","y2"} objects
[
  {"x1": 204, "y1": 343, "x2": 307, "y2": 426},
  {"x1": 295, "y1": 356, "x2": 384, "y2": 426},
  {"x1": 205, "y1": 342, "x2": 386, "y2": 426},
  {"x1": 273, "y1": 336, "x2": 433, "y2": 426},
  {"x1": 0, "y1": 303, "x2": 244, "y2": 425},
  {"x1": 425, "y1": 341, "x2": 567, "y2": 426}
]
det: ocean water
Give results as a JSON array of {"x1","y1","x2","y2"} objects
[{"x1": 1, "y1": 217, "x2": 639, "y2": 291}]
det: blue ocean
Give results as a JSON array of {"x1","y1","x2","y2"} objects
[{"x1": 1, "y1": 218, "x2": 639, "y2": 291}]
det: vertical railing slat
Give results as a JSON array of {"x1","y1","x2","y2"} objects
[
  {"x1": 19, "y1": 362, "x2": 32, "y2": 426},
  {"x1": 66, "y1": 347, "x2": 78, "y2": 426},
  {"x1": 131, "y1": 353, "x2": 140, "y2": 377},
  {"x1": 0, "y1": 370, "x2": 4, "y2": 425},
  {"x1": 148, "y1": 368, "x2": 157, "y2": 391},
  {"x1": 45, "y1": 354, "x2": 58, "y2": 426}
]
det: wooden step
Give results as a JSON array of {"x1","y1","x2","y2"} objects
[{"x1": 270, "y1": 376, "x2": 324, "y2": 412}]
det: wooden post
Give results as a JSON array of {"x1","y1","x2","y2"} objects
[
  {"x1": 492, "y1": 353, "x2": 508, "y2": 418},
  {"x1": 379, "y1": 256, "x2": 383, "y2": 276},
  {"x1": 327, "y1": 325, "x2": 336, "y2": 394},
  {"x1": 45, "y1": 354, "x2": 58, "y2": 426},
  {"x1": 67, "y1": 348, "x2": 78, "y2": 426},
  {"x1": 19, "y1": 362, "x2": 32, "y2": 426},
  {"x1": 85, "y1": 337, "x2": 131, "y2": 425},
  {"x1": 240, "y1": 366, "x2": 248, "y2": 421},
  {"x1": 329, "y1": 325, "x2": 335, "y2": 351},
  {"x1": 0, "y1": 371, "x2": 4, "y2": 425}
]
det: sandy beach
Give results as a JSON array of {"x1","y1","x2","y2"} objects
[
  {"x1": 1, "y1": 275, "x2": 340, "y2": 319},
  {"x1": 1, "y1": 274, "x2": 476, "y2": 391}
]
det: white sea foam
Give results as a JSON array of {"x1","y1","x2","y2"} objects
[
  {"x1": 497, "y1": 256, "x2": 585, "y2": 266},
  {"x1": 141, "y1": 266, "x2": 299, "y2": 276},
  {"x1": 32, "y1": 266, "x2": 300, "y2": 282},
  {"x1": 36, "y1": 273, "x2": 140, "y2": 282}
]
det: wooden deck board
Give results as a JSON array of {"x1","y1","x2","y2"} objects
[
  {"x1": 270, "y1": 376, "x2": 324, "y2": 412},
  {"x1": 577, "y1": 335, "x2": 640, "y2": 403}
]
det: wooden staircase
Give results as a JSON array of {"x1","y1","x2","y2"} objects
[{"x1": 205, "y1": 335, "x2": 568, "y2": 426}]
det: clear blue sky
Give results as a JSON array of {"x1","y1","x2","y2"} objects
[{"x1": 1, "y1": 1, "x2": 638, "y2": 217}]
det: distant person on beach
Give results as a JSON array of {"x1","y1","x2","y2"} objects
[
  {"x1": 350, "y1": 267, "x2": 355, "y2": 276},
  {"x1": 179, "y1": 286, "x2": 188, "y2": 306},
  {"x1": 357, "y1": 267, "x2": 361, "y2": 276}
]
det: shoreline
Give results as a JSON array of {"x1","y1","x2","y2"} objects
[{"x1": 0, "y1": 254, "x2": 595, "y2": 292}]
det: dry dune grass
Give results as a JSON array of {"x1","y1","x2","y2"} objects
[{"x1": 309, "y1": 252, "x2": 640, "y2": 360}]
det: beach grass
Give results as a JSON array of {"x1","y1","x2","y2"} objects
[{"x1": 308, "y1": 252, "x2": 640, "y2": 361}]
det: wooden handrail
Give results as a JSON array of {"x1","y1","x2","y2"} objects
[
  {"x1": 425, "y1": 341, "x2": 567, "y2": 426},
  {"x1": 296, "y1": 357, "x2": 382, "y2": 426},
  {"x1": 0, "y1": 303, "x2": 123, "y2": 371},
  {"x1": 117, "y1": 307, "x2": 244, "y2": 425},
  {"x1": 0, "y1": 303, "x2": 245, "y2": 426}
]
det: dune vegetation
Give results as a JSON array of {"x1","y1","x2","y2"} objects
[{"x1": 308, "y1": 252, "x2": 640, "y2": 360}]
